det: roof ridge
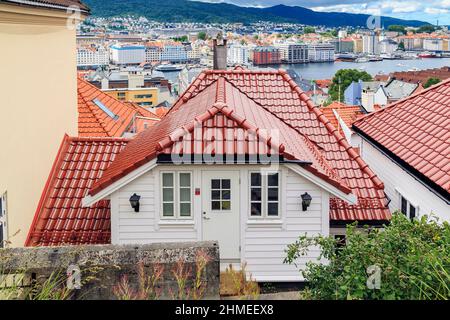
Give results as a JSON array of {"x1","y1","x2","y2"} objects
[
  {"x1": 354, "y1": 77, "x2": 450, "y2": 126},
  {"x1": 69, "y1": 136, "x2": 131, "y2": 143},
  {"x1": 279, "y1": 70, "x2": 385, "y2": 190}
]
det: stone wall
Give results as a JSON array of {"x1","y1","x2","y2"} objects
[{"x1": 0, "y1": 241, "x2": 220, "y2": 300}]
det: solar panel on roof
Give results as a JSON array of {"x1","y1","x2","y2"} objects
[{"x1": 92, "y1": 98, "x2": 119, "y2": 120}]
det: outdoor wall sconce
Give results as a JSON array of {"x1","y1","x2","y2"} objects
[
  {"x1": 129, "y1": 193, "x2": 141, "y2": 212},
  {"x1": 301, "y1": 192, "x2": 312, "y2": 211}
]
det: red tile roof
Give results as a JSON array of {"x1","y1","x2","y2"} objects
[
  {"x1": 25, "y1": 135, "x2": 129, "y2": 247},
  {"x1": 90, "y1": 77, "x2": 352, "y2": 196},
  {"x1": 78, "y1": 78, "x2": 159, "y2": 137},
  {"x1": 320, "y1": 102, "x2": 364, "y2": 132},
  {"x1": 90, "y1": 68, "x2": 390, "y2": 222},
  {"x1": 353, "y1": 78, "x2": 450, "y2": 199}
]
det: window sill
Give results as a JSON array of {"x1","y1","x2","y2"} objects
[
  {"x1": 246, "y1": 219, "x2": 283, "y2": 227},
  {"x1": 158, "y1": 220, "x2": 195, "y2": 226}
]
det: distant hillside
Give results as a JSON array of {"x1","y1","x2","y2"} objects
[{"x1": 83, "y1": 0, "x2": 428, "y2": 28}]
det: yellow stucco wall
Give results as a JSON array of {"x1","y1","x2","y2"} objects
[{"x1": 0, "y1": 4, "x2": 83, "y2": 246}]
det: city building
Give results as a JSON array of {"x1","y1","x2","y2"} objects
[
  {"x1": 353, "y1": 79, "x2": 450, "y2": 222},
  {"x1": 110, "y1": 44, "x2": 146, "y2": 65},
  {"x1": 0, "y1": 0, "x2": 88, "y2": 247},
  {"x1": 362, "y1": 32, "x2": 379, "y2": 54},
  {"x1": 28, "y1": 68, "x2": 391, "y2": 283},
  {"x1": 161, "y1": 44, "x2": 188, "y2": 63},
  {"x1": 308, "y1": 44, "x2": 335, "y2": 62},
  {"x1": 276, "y1": 43, "x2": 309, "y2": 63},
  {"x1": 227, "y1": 44, "x2": 249, "y2": 65},
  {"x1": 423, "y1": 38, "x2": 444, "y2": 51},
  {"x1": 77, "y1": 46, "x2": 109, "y2": 68},
  {"x1": 252, "y1": 46, "x2": 281, "y2": 65},
  {"x1": 379, "y1": 39, "x2": 398, "y2": 55},
  {"x1": 103, "y1": 87, "x2": 159, "y2": 107},
  {"x1": 145, "y1": 45, "x2": 162, "y2": 63},
  {"x1": 331, "y1": 38, "x2": 354, "y2": 53}
]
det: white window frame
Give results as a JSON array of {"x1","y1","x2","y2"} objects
[
  {"x1": 160, "y1": 171, "x2": 193, "y2": 220},
  {"x1": 399, "y1": 194, "x2": 419, "y2": 220},
  {"x1": 248, "y1": 171, "x2": 281, "y2": 219},
  {"x1": 0, "y1": 192, "x2": 7, "y2": 248}
]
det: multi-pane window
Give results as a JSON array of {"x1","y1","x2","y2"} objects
[
  {"x1": 400, "y1": 196, "x2": 417, "y2": 220},
  {"x1": 211, "y1": 179, "x2": 231, "y2": 210},
  {"x1": 250, "y1": 172, "x2": 280, "y2": 218},
  {"x1": 161, "y1": 172, "x2": 192, "y2": 218}
]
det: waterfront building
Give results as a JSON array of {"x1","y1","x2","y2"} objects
[
  {"x1": 308, "y1": 43, "x2": 335, "y2": 62},
  {"x1": 161, "y1": 44, "x2": 188, "y2": 63},
  {"x1": 362, "y1": 32, "x2": 379, "y2": 55},
  {"x1": 276, "y1": 43, "x2": 309, "y2": 63},
  {"x1": 227, "y1": 44, "x2": 249, "y2": 65},
  {"x1": 423, "y1": 38, "x2": 444, "y2": 51},
  {"x1": 379, "y1": 39, "x2": 398, "y2": 55},
  {"x1": 110, "y1": 44, "x2": 146, "y2": 65},
  {"x1": 331, "y1": 38, "x2": 354, "y2": 53},
  {"x1": 252, "y1": 46, "x2": 281, "y2": 65}
]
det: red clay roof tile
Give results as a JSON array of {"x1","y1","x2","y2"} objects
[
  {"x1": 25, "y1": 135, "x2": 129, "y2": 247},
  {"x1": 353, "y1": 78, "x2": 450, "y2": 197}
]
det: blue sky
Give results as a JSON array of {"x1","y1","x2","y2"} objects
[{"x1": 195, "y1": 0, "x2": 450, "y2": 24}]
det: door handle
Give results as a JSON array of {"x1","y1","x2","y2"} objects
[{"x1": 202, "y1": 212, "x2": 210, "y2": 220}]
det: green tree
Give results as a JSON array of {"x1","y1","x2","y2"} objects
[
  {"x1": 416, "y1": 25, "x2": 436, "y2": 33},
  {"x1": 198, "y1": 31, "x2": 207, "y2": 41},
  {"x1": 387, "y1": 25, "x2": 407, "y2": 34},
  {"x1": 285, "y1": 214, "x2": 450, "y2": 300},
  {"x1": 398, "y1": 42, "x2": 405, "y2": 51},
  {"x1": 424, "y1": 77, "x2": 441, "y2": 88},
  {"x1": 328, "y1": 69, "x2": 372, "y2": 102},
  {"x1": 303, "y1": 26, "x2": 316, "y2": 34}
]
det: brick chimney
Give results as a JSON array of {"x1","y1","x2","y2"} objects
[{"x1": 213, "y1": 32, "x2": 227, "y2": 70}]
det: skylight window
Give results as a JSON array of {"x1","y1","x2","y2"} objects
[{"x1": 92, "y1": 98, "x2": 119, "y2": 120}]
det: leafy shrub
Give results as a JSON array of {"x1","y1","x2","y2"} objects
[{"x1": 285, "y1": 213, "x2": 450, "y2": 300}]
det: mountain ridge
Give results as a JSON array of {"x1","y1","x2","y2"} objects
[{"x1": 82, "y1": 0, "x2": 428, "y2": 28}]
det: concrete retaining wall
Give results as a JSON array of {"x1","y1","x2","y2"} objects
[{"x1": 0, "y1": 241, "x2": 220, "y2": 300}]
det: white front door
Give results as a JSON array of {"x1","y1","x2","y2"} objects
[{"x1": 201, "y1": 171, "x2": 240, "y2": 260}]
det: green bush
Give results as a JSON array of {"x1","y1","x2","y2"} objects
[{"x1": 285, "y1": 213, "x2": 450, "y2": 300}]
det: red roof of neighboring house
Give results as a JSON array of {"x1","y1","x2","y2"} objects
[
  {"x1": 321, "y1": 102, "x2": 364, "y2": 131},
  {"x1": 315, "y1": 79, "x2": 332, "y2": 88},
  {"x1": 353, "y1": 78, "x2": 450, "y2": 199},
  {"x1": 90, "y1": 68, "x2": 390, "y2": 222},
  {"x1": 77, "y1": 78, "x2": 159, "y2": 137},
  {"x1": 25, "y1": 135, "x2": 129, "y2": 247}
]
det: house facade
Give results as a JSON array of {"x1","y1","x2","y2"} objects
[
  {"x1": 28, "y1": 68, "x2": 391, "y2": 281},
  {"x1": 0, "y1": 0, "x2": 88, "y2": 247},
  {"x1": 353, "y1": 79, "x2": 450, "y2": 222}
]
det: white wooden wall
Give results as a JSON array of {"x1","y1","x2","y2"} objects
[
  {"x1": 359, "y1": 139, "x2": 449, "y2": 222},
  {"x1": 110, "y1": 164, "x2": 330, "y2": 282}
]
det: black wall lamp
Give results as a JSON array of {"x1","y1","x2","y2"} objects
[
  {"x1": 301, "y1": 192, "x2": 312, "y2": 211},
  {"x1": 129, "y1": 193, "x2": 141, "y2": 212}
]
